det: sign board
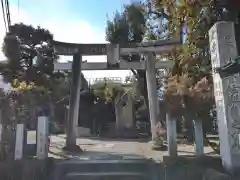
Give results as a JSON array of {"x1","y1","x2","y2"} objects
[
  {"x1": 27, "y1": 130, "x2": 36, "y2": 144},
  {"x1": 79, "y1": 43, "x2": 106, "y2": 55},
  {"x1": 54, "y1": 46, "x2": 78, "y2": 55},
  {"x1": 53, "y1": 41, "x2": 107, "y2": 55}
]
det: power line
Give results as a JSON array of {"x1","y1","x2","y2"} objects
[
  {"x1": 1, "y1": 0, "x2": 7, "y2": 32},
  {"x1": 5, "y1": 0, "x2": 11, "y2": 29}
]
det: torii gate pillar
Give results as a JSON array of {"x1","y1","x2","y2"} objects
[
  {"x1": 145, "y1": 53, "x2": 158, "y2": 140},
  {"x1": 65, "y1": 54, "x2": 82, "y2": 150}
]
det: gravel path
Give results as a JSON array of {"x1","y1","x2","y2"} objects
[{"x1": 49, "y1": 135, "x2": 217, "y2": 160}]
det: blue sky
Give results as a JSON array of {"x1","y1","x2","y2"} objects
[
  {"x1": 10, "y1": 0, "x2": 132, "y2": 31},
  {"x1": 0, "y1": 0, "x2": 138, "y2": 81}
]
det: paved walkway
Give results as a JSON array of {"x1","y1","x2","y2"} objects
[{"x1": 49, "y1": 135, "x2": 217, "y2": 161}]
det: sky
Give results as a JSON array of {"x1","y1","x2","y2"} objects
[{"x1": 0, "y1": 0, "x2": 136, "y2": 82}]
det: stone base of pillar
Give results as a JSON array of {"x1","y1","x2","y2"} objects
[
  {"x1": 62, "y1": 144, "x2": 83, "y2": 152},
  {"x1": 151, "y1": 144, "x2": 167, "y2": 151},
  {"x1": 149, "y1": 140, "x2": 167, "y2": 151}
]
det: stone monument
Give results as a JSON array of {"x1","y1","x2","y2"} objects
[
  {"x1": 114, "y1": 91, "x2": 135, "y2": 137},
  {"x1": 209, "y1": 21, "x2": 240, "y2": 174}
]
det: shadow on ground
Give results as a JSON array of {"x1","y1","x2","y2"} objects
[
  {"x1": 87, "y1": 137, "x2": 151, "y2": 143},
  {"x1": 53, "y1": 135, "x2": 150, "y2": 143},
  {"x1": 56, "y1": 149, "x2": 148, "y2": 160}
]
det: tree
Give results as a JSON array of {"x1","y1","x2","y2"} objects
[
  {"x1": 88, "y1": 81, "x2": 126, "y2": 134},
  {"x1": 48, "y1": 71, "x2": 89, "y2": 128},
  {"x1": 105, "y1": 3, "x2": 149, "y2": 106},
  {"x1": 91, "y1": 80, "x2": 125, "y2": 103},
  {"x1": 0, "y1": 80, "x2": 51, "y2": 160},
  {"x1": 1, "y1": 23, "x2": 58, "y2": 87},
  {"x1": 0, "y1": 23, "x2": 60, "y2": 155},
  {"x1": 106, "y1": 2, "x2": 176, "y2": 144},
  {"x1": 145, "y1": 0, "x2": 239, "y2": 143},
  {"x1": 145, "y1": 1, "x2": 213, "y2": 141}
]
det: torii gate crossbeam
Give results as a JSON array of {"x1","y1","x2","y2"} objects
[{"x1": 54, "y1": 60, "x2": 173, "y2": 70}]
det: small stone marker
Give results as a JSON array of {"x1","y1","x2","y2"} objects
[
  {"x1": 166, "y1": 114, "x2": 177, "y2": 157},
  {"x1": 14, "y1": 124, "x2": 24, "y2": 160},
  {"x1": 0, "y1": 124, "x2": 2, "y2": 144},
  {"x1": 37, "y1": 116, "x2": 49, "y2": 159},
  {"x1": 0, "y1": 124, "x2": 2, "y2": 156},
  {"x1": 193, "y1": 119, "x2": 204, "y2": 156}
]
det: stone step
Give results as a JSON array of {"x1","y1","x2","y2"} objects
[
  {"x1": 64, "y1": 172, "x2": 148, "y2": 180},
  {"x1": 52, "y1": 159, "x2": 158, "y2": 180}
]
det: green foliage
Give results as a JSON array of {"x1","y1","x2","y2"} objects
[
  {"x1": 106, "y1": 3, "x2": 146, "y2": 44},
  {"x1": 144, "y1": 0, "x2": 216, "y2": 117},
  {"x1": 147, "y1": 1, "x2": 240, "y2": 113},
  {"x1": 124, "y1": 74, "x2": 138, "y2": 95},
  {"x1": 105, "y1": 3, "x2": 149, "y2": 104},
  {"x1": 153, "y1": 122, "x2": 166, "y2": 146},
  {"x1": 144, "y1": 0, "x2": 240, "y2": 149},
  {"x1": 91, "y1": 81, "x2": 125, "y2": 103},
  {"x1": 1, "y1": 22, "x2": 90, "y2": 125},
  {"x1": 1, "y1": 23, "x2": 58, "y2": 87}
]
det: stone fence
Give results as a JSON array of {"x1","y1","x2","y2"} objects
[{"x1": 0, "y1": 116, "x2": 49, "y2": 160}]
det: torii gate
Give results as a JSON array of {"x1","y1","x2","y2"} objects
[{"x1": 53, "y1": 39, "x2": 181, "y2": 150}]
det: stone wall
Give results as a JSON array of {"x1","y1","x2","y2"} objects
[
  {"x1": 0, "y1": 156, "x2": 237, "y2": 180},
  {"x1": 161, "y1": 156, "x2": 234, "y2": 180},
  {"x1": 0, "y1": 158, "x2": 54, "y2": 180}
]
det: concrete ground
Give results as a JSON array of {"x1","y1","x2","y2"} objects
[{"x1": 49, "y1": 134, "x2": 217, "y2": 161}]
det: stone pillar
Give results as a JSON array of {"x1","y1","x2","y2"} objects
[
  {"x1": 65, "y1": 54, "x2": 82, "y2": 150},
  {"x1": 115, "y1": 93, "x2": 122, "y2": 131},
  {"x1": 146, "y1": 53, "x2": 158, "y2": 140},
  {"x1": 209, "y1": 21, "x2": 240, "y2": 173},
  {"x1": 166, "y1": 114, "x2": 177, "y2": 156},
  {"x1": 37, "y1": 116, "x2": 49, "y2": 159},
  {"x1": 14, "y1": 124, "x2": 24, "y2": 160},
  {"x1": 193, "y1": 119, "x2": 204, "y2": 156},
  {"x1": 0, "y1": 124, "x2": 2, "y2": 156},
  {"x1": 122, "y1": 93, "x2": 134, "y2": 129}
]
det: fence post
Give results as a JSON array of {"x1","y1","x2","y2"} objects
[
  {"x1": 37, "y1": 116, "x2": 49, "y2": 159},
  {"x1": 166, "y1": 114, "x2": 177, "y2": 157},
  {"x1": 0, "y1": 124, "x2": 2, "y2": 158},
  {"x1": 14, "y1": 124, "x2": 24, "y2": 160},
  {"x1": 193, "y1": 119, "x2": 204, "y2": 156},
  {"x1": 0, "y1": 124, "x2": 2, "y2": 144}
]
